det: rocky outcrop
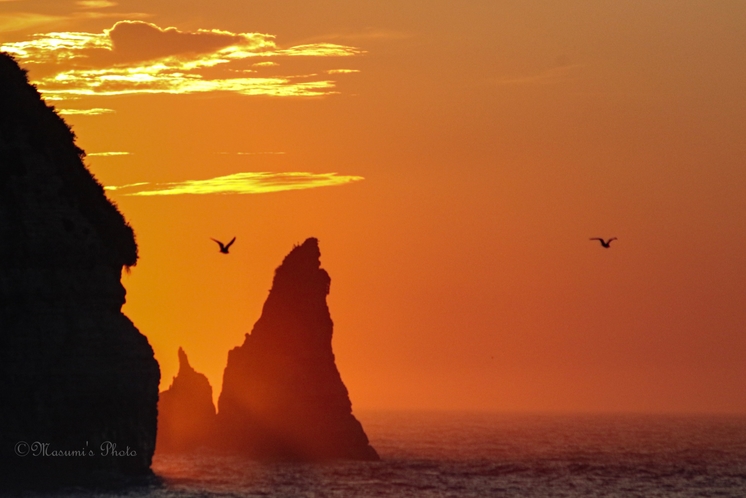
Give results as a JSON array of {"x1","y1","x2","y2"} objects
[
  {"x1": 156, "y1": 348, "x2": 217, "y2": 453},
  {"x1": 217, "y1": 238, "x2": 378, "y2": 460},
  {"x1": 0, "y1": 53, "x2": 160, "y2": 482}
]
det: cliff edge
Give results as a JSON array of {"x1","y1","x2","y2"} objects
[{"x1": 0, "y1": 53, "x2": 160, "y2": 482}]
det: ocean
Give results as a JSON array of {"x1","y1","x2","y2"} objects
[{"x1": 14, "y1": 412, "x2": 746, "y2": 497}]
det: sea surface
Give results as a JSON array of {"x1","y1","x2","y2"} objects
[{"x1": 16, "y1": 411, "x2": 746, "y2": 497}]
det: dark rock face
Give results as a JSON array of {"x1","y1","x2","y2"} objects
[
  {"x1": 0, "y1": 53, "x2": 160, "y2": 481},
  {"x1": 217, "y1": 238, "x2": 378, "y2": 460},
  {"x1": 157, "y1": 348, "x2": 217, "y2": 453}
]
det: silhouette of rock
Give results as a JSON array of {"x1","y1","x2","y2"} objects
[
  {"x1": 157, "y1": 348, "x2": 217, "y2": 453},
  {"x1": 217, "y1": 238, "x2": 378, "y2": 460},
  {"x1": 0, "y1": 54, "x2": 160, "y2": 483}
]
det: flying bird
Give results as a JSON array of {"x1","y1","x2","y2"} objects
[
  {"x1": 211, "y1": 237, "x2": 236, "y2": 254},
  {"x1": 590, "y1": 237, "x2": 617, "y2": 248}
]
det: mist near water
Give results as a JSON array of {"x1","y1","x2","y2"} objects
[{"x1": 23, "y1": 411, "x2": 746, "y2": 497}]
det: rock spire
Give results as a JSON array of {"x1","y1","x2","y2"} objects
[
  {"x1": 157, "y1": 348, "x2": 217, "y2": 453},
  {"x1": 217, "y1": 238, "x2": 378, "y2": 460}
]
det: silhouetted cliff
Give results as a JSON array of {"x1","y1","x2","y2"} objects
[
  {"x1": 157, "y1": 348, "x2": 217, "y2": 453},
  {"x1": 0, "y1": 53, "x2": 160, "y2": 483},
  {"x1": 217, "y1": 238, "x2": 378, "y2": 460}
]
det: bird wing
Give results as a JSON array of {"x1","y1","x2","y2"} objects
[
  {"x1": 609, "y1": 237, "x2": 618, "y2": 242},
  {"x1": 589, "y1": 238, "x2": 603, "y2": 242},
  {"x1": 210, "y1": 238, "x2": 225, "y2": 250},
  {"x1": 225, "y1": 237, "x2": 236, "y2": 250}
]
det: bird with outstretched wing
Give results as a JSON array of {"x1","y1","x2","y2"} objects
[
  {"x1": 589, "y1": 237, "x2": 617, "y2": 248},
  {"x1": 211, "y1": 237, "x2": 236, "y2": 254}
]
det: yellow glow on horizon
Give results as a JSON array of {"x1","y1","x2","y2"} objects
[{"x1": 105, "y1": 172, "x2": 364, "y2": 196}]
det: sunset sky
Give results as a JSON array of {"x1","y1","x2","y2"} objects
[{"x1": 3, "y1": 0, "x2": 745, "y2": 413}]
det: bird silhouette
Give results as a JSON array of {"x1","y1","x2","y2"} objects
[
  {"x1": 211, "y1": 237, "x2": 236, "y2": 254},
  {"x1": 590, "y1": 237, "x2": 617, "y2": 248}
]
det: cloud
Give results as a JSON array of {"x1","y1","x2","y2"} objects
[
  {"x1": 492, "y1": 64, "x2": 581, "y2": 86},
  {"x1": 106, "y1": 20, "x2": 249, "y2": 63},
  {"x1": 45, "y1": 71, "x2": 338, "y2": 98},
  {"x1": 0, "y1": 13, "x2": 66, "y2": 33},
  {"x1": 216, "y1": 152, "x2": 286, "y2": 155},
  {"x1": 0, "y1": 11, "x2": 150, "y2": 35},
  {"x1": 0, "y1": 20, "x2": 261, "y2": 64},
  {"x1": 1, "y1": 31, "x2": 109, "y2": 62},
  {"x1": 104, "y1": 171, "x2": 364, "y2": 196},
  {"x1": 77, "y1": 0, "x2": 117, "y2": 7},
  {"x1": 312, "y1": 28, "x2": 413, "y2": 43},
  {"x1": 1, "y1": 20, "x2": 364, "y2": 99},
  {"x1": 56, "y1": 107, "x2": 115, "y2": 115},
  {"x1": 87, "y1": 151, "x2": 130, "y2": 156},
  {"x1": 326, "y1": 69, "x2": 360, "y2": 74}
]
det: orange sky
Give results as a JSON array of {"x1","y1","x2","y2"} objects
[{"x1": 3, "y1": 0, "x2": 746, "y2": 413}]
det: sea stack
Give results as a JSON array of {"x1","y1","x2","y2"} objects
[
  {"x1": 156, "y1": 348, "x2": 217, "y2": 453},
  {"x1": 0, "y1": 54, "x2": 160, "y2": 480},
  {"x1": 217, "y1": 238, "x2": 378, "y2": 460}
]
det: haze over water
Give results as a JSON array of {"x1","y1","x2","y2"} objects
[{"x1": 19, "y1": 412, "x2": 745, "y2": 497}]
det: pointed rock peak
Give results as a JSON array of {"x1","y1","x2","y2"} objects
[
  {"x1": 165, "y1": 347, "x2": 214, "y2": 398},
  {"x1": 280, "y1": 238, "x2": 321, "y2": 271},
  {"x1": 216, "y1": 236, "x2": 378, "y2": 460},
  {"x1": 271, "y1": 238, "x2": 329, "y2": 297},
  {"x1": 157, "y1": 349, "x2": 217, "y2": 454},
  {"x1": 177, "y1": 347, "x2": 193, "y2": 374}
]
